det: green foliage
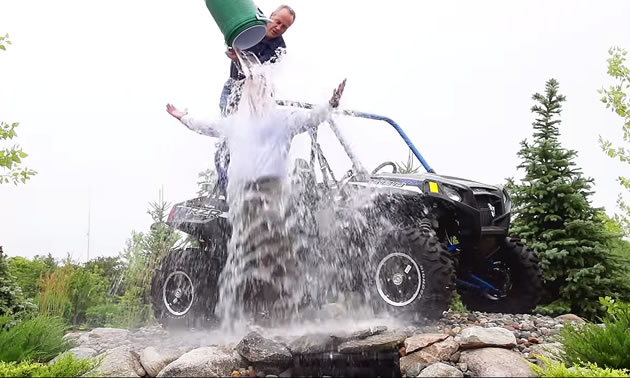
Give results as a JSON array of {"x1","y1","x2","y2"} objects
[
  {"x1": 0, "y1": 354, "x2": 100, "y2": 377},
  {"x1": 599, "y1": 46, "x2": 630, "y2": 235},
  {"x1": 85, "y1": 303, "x2": 120, "y2": 328},
  {"x1": 535, "y1": 300, "x2": 572, "y2": 317},
  {"x1": 0, "y1": 315, "x2": 69, "y2": 363},
  {"x1": 83, "y1": 256, "x2": 124, "y2": 292},
  {"x1": 396, "y1": 150, "x2": 421, "y2": 174},
  {"x1": 0, "y1": 35, "x2": 37, "y2": 185},
  {"x1": 68, "y1": 266, "x2": 109, "y2": 325},
  {"x1": 559, "y1": 298, "x2": 630, "y2": 370},
  {"x1": 530, "y1": 356, "x2": 630, "y2": 377},
  {"x1": 37, "y1": 264, "x2": 73, "y2": 319},
  {"x1": 0, "y1": 252, "x2": 36, "y2": 318},
  {"x1": 507, "y1": 78, "x2": 630, "y2": 319},
  {"x1": 113, "y1": 287, "x2": 152, "y2": 328},
  {"x1": 449, "y1": 292, "x2": 468, "y2": 313},
  {"x1": 8, "y1": 255, "x2": 56, "y2": 299}
]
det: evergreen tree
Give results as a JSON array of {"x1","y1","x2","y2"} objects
[{"x1": 507, "y1": 79, "x2": 629, "y2": 319}]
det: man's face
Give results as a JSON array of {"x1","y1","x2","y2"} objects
[{"x1": 266, "y1": 8, "x2": 294, "y2": 39}]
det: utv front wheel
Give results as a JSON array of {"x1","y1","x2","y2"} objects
[
  {"x1": 150, "y1": 248, "x2": 222, "y2": 329},
  {"x1": 372, "y1": 227, "x2": 456, "y2": 320},
  {"x1": 460, "y1": 237, "x2": 543, "y2": 314}
]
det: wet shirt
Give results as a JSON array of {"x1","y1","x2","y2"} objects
[
  {"x1": 229, "y1": 36, "x2": 286, "y2": 80},
  {"x1": 179, "y1": 105, "x2": 330, "y2": 193}
]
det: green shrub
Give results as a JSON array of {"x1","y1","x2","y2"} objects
[
  {"x1": 0, "y1": 254, "x2": 37, "y2": 318},
  {"x1": 85, "y1": 303, "x2": 120, "y2": 328},
  {"x1": 0, "y1": 353, "x2": 100, "y2": 377},
  {"x1": 0, "y1": 316, "x2": 69, "y2": 363},
  {"x1": 559, "y1": 298, "x2": 630, "y2": 369},
  {"x1": 450, "y1": 292, "x2": 468, "y2": 313},
  {"x1": 530, "y1": 356, "x2": 630, "y2": 377}
]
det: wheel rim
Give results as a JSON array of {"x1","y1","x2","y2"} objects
[
  {"x1": 376, "y1": 252, "x2": 425, "y2": 307},
  {"x1": 163, "y1": 271, "x2": 195, "y2": 316}
]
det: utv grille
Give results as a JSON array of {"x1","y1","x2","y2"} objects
[{"x1": 471, "y1": 187, "x2": 503, "y2": 226}]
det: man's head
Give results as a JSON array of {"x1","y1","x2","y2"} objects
[{"x1": 266, "y1": 5, "x2": 295, "y2": 40}]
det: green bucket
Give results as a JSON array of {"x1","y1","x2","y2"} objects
[{"x1": 205, "y1": 0, "x2": 270, "y2": 50}]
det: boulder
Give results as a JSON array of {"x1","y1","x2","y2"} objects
[
  {"x1": 460, "y1": 347, "x2": 535, "y2": 377},
  {"x1": 338, "y1": 330, "x2": 409, "y2": 354},
  {"x1": 287, "y1": 334, "x2": 337, "y2": 355},
  {"x1": 87, "y1": 346, "x2": 142, "y2": 377},
  {"x1": 456, "y1": 326, "x2": 517, "y2": 349},
  {"x1": 236, "y1": 332, "x2": 292, "y2": 365},
  {"x1": 157, "y1": 347, "x2": 245, "y2": 377},
  {"x1": 49, "y1": 347, "x2": 97, "y2": 365},
  {"x1": 555, "y1": 314, "x2": 586, "y2": 324},
  {"x1": 404, "y1": 333, "x2": 449, "y2": 354},
  {"x1": 140, "y1": 346, "x2": 182, "y2": 377},
  {"x1": 418, "y1": 362, "x2": 464, "y2": 377},
  {"x1": 399, "y1": 337, "x2": 459, "y2": 375}
]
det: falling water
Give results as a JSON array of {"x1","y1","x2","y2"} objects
[{"x1": 212, "y1": 55, "x2": 398, "y2": 334}]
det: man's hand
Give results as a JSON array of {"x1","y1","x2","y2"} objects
[
  {"x1": 166, "y1": 103, "x2": 186, "y2": 120},
  {"x1": 329, "y1": 78, "x2": 347, "y2": 108},
  {"x1": 225, "y1": 48, "x2": 238, "y2": 62}
]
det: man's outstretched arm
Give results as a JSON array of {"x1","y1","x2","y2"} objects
[
  {"x1": 289, "y1": 79, "x2": 347, "y2": 135},
  {"x1": 166, "y1": 103, "x2": 223, "y2": 138}
]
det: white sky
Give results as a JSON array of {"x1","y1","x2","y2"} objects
[{"x1": 1, "y1": 0, "x2": 629, "y2": 260}]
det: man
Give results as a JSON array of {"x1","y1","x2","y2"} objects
[
  {"x1": 219, "y1": 5, "x2": 296, "y2": 115},
  {"x1": 166, "y1": 72, "x2": 346, "y2": 323},
  {"x1": 214, "y1": 5, "x2": 296, "y2": 197}
]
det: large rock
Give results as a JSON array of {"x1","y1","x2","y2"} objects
[
  {"x1": 287, "y1": 334, "x2": 337, "y2": 355},
  {"x1": 399, "y1": 337, "x2": 459, "y2": 375},
  {"x1": 140, "y1": 346, "x2": 181, "y2": 377},
  {"x1": 157, "y1": 346, "x2": 245, "y2": 377},
  {"x1": 555, "y1": 314, "x2": 586, "y2": 324},
  {"x1": 460, "y1": 347, "x2": 535, "y2": 377},
  {"x1": 88, "y1": 346, "x2": 142, "y2": 377},
  {"x1": 338, "y1": 330, "x2": 409, "y2": 354},
  {"x1": 49, "y1": 347, "x2": 97, "y2": 365},
  {"x1": 405, "y1": 333, "x2": 449, "y2": 354},
  {"x1": 418, "y1": 362, "x2": 464, "y2": 377},
  {"x1": 456, "y1": 326, "x2": 517, "y2": 349},
  {"x1": 236, "y1": 332, "x2": 292, "y2": 365}
]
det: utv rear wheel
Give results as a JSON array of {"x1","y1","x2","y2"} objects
[
  {"x1": 460, "y1": 237, "x2": 543, "y2": 314},
  {"x1": 150, "y1": 247, "x2": 222, "y2": 329},
  {"x1": 371, "y1": 227, "x2": 456, "y2": 320}
]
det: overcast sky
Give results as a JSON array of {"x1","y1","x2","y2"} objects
[{"x1": 1, "y1": 0, "x2": 629, "y2": 261}]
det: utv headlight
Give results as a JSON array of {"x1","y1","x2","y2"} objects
[{"x1": 443, "y1": 186, "x2": 461, "y2": 202}]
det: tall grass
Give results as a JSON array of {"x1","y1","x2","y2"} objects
[
  {"x1": 37, "y1": 265, "x2": 73, "y2": 319},
  {"x1": 0, "y1": 315, "x2": 69, "y2": 363}
]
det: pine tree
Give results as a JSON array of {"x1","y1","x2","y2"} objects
[{"x1": 507, "y1": 79, "x2": 629, "y2": 319}]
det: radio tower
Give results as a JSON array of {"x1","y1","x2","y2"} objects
[{"x1": 86, "y1": 188, "x2": 91, "y2": 262}]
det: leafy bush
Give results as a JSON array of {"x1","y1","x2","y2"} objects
[
  {"x1": 0, "y1": 254, "x2": 36, "y2": 317},
  {"x1": 112, "y1": 287, "x2": 153, "y2": 328},
  {"x1": 0, "y1": 316, "x2": 69, "y2": 363},
  {"x1": 531, "y1": 356, "x2": 630, "y2": 377},
  {"x1": 559, "y1": 298, "x2": 630, "y2": 369},
  {"x1": 0, "y1": 353, "x2": 100, "y2": 377},
  {"x1": 85, "y1": 303, "x2": 120, "y2": 328},
  {"x1": 68, "y1": 266, "x2": 109, "y2": 325}
]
